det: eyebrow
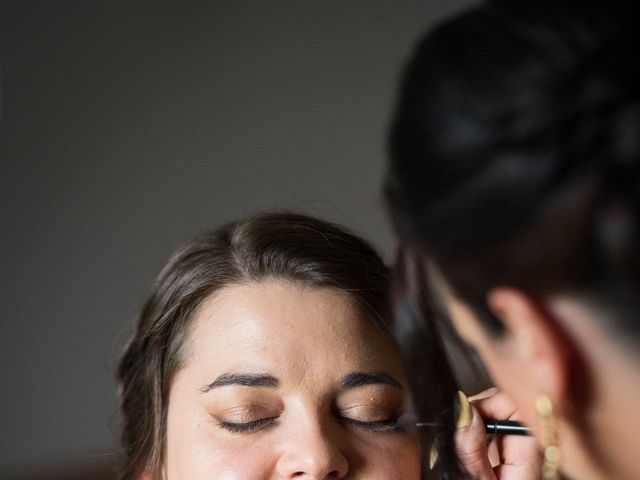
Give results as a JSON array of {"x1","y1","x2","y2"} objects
[
  {"x1": 340, "y1": 372, "x2": 403, "y2": 390},
  {"x1": 201, "y1": 373, "x2": 279, "y2": 393}
]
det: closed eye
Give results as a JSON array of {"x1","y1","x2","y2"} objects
[
  {"x1": 211, "y1": 403, "x2": 280, "y2": 433},
  {"x1": 341, "y1": 416, "x2": 402, "y2": 432},
  {"x1": 339, "y1": 405, "x2": 403, "y2": 432},
  {"x1": 217, "y1": 416, "x2": 278, "y2": 433}
]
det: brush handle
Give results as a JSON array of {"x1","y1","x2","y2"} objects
[
  {"x1": 484, "y1": 419, "x2": 530, "y2": 436},
  {"x1": 413, "y1": 418, "x2": 531, "y2": 436}
]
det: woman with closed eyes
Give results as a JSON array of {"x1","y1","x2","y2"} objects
[{"x1": 116, "y1": 212, "x2": 422, "y2": 479}]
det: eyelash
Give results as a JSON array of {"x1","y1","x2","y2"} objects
[
  {"x1": 218, "y1": 415, "x2": 402, "y2": 433},
  {"x1": 218, "y1": 416, "x2": 278, "y2": 433},
  {"x1": 342, "y1": 417, "x2": 402, "y2": 432}
]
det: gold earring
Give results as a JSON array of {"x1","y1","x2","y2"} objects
[
  {"x1": 429, "y1": 439, "x2": 438, "y2": 470},
  {"x1": 535, "y1": 394, "x2": 561, "y2": 480}
]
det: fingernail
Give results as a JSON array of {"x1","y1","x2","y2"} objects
[
  {"x1": 456, "y1": 390, "x2": 473, "y2": 428},
  {"x1": 429, "y1": 440, "x2": 439, "y2": 470}
]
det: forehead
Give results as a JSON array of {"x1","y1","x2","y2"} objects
[{"x1": 182, "y1": 281, "x2": 402, "y2": 381}]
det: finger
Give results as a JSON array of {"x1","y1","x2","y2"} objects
[
  {"x1": 469, "y1": 387, "x2": 499, "y2": 401},
  {"x1": 486, "y1": 436, "x2": 501, "y2": 467},
  {"x1": 499, "y1": 434, "x2": 541, "y2": 468},
  {"x1": 466, "y1": 389, "x2": 543, "y2": 479},
  {"x1": 470, "y1": 389, "x2": 522, "y2": 421},
  {"x1": 455, "y1": 403, "x2": 497, "y2": 480},
  {"x1": 492, "y1": 450, "x2": 542, "y2": 480}
]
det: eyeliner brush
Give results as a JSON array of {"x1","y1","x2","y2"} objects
[
  {"x1": 482, "y1": 419, "x2": 530, "y2": 436},
  {"x1": 414, "y1": 419, "x2": 530, "y2": 436}
]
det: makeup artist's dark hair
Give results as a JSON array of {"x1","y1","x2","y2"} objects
[
  {"x1": 116, "y1": 212, "x2": 390, "y2": 480},
  {"x1": 386, "y1": 0, "x2": 639, "y2": 477}
]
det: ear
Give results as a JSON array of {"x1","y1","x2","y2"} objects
[{"x1": 486, "y1": 287, "x2": 572, "y2": 412}]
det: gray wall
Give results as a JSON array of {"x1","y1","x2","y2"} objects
[{"x1": 1, "y1": 1, "x2": 474, "y2": 475}]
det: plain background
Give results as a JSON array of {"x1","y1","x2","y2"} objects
[{"x1": 1, "y1": 1, "x2": 476, "y2": 476}]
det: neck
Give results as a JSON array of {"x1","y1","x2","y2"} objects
[{"x1": 551, "y1": 297, "x2": 640, "y2": 480}]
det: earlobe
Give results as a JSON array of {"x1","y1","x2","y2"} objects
[{"x1": 486, "y1": 287, "x2": 572, "y2": 411}]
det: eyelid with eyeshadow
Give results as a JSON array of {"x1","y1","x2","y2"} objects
[
  {"x1": 339, "y1": 404, "x2": 403, "y2": 432},
  {"x1": 216, "y1": 402, "x2": 278, "y2": 417},
  {"x1": 212, "y1": 404, "x2": 280, "y2": 428},
  {"x1": 217, "y1": 416, "x2": 279, "y2": 433},
  {"x1": 213, "y1": 404, "x2": 404, "y2": 434},
  {"x1": 216, "y1": 412, "x2": 402, "y2": 434},
  {"x1": 340, "y1": 404, "x2": 395, "y2": 422}
]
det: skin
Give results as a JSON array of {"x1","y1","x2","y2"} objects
[
  {"x1": 163, "y1": 281, "x2": 421, "y2": 480},
  {"x1": 438, "y1": 274, "x2": 640, "y2": 480},
  {"x1": 454, "y1": 389, "x2": 541, "y2": 480}
]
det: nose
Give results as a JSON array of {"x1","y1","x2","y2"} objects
[{"x1": 276, "y1": 423, "x2": 349, "y2": 479}]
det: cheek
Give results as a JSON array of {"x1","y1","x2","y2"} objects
[
  {"x1": 165, "y1": 398, "x2": 278, "y2": 480},
  {"x1": 353, "y1": 436, "x2": 421, "y2": 480},
  {"x1": 166, "y1": 421, "x2": 278, "y2": 480}
]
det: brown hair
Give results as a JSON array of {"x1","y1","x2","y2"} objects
[{"x1": 116, "y1": 212, "x2": 390, "y2": 479}]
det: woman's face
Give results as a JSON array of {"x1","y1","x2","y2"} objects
[{"x1": 164, "y1": 281, "x2": 421, "y2": 480}]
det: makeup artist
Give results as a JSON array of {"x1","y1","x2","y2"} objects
[{"x1": 385, "y1": 0, "x2": 640, "y2": 479}]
